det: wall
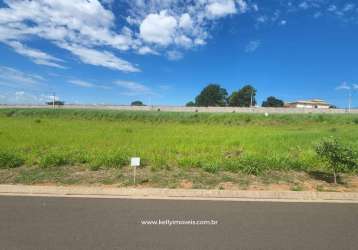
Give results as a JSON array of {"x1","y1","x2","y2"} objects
[{"x1": 1, "y1": 104, "x2": 358, "y2": 114}]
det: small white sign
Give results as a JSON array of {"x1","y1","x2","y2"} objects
[{"x1": 131, "y1": 157, "x2": 140, "y2": 167}]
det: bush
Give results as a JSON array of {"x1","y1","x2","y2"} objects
[
  {"x1": 316, "y1": 138, "x2": 357, "y2": 184},
  {"x1": 238, "y1": 157, "x2": 265, "y2": 175},
  {"x1": 0, "y1": 151, "x2": 24, "y2": 169}
]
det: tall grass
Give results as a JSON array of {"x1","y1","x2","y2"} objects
[
  {"x1": 0, "y1": 108, "x2": 357, "y2": 175},
  {"x1": 1, "y1": 108, "x2": 358, "y2": 126}
]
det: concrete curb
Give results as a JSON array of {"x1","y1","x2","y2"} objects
[{"x1": 1, "y1": 185, "x2": 358, "y2": 203}]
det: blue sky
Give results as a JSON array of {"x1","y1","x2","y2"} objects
[{"x1": 0, "y1": 0, "x2": 357, "y2": 107}]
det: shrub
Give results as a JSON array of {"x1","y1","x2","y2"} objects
[
  {"x1": 316, "y1": 138, "x2": 357, "y2": 184},
  {"x1": 238, "y1": 157, "x2": 265, "y2": 175},
  {"x1": 4, "y1": 110, "x2": 16, "y2": 117},
  {"x1": 0, "y1": 151, "x2": 24, "y2": 169}
]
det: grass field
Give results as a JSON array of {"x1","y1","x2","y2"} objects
[{"x1": 0, "y1": 108, "x2": 358, "y2": 190}]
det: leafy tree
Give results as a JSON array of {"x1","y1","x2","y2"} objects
[
  {"x1": 186, "y1": 101, "x2": 196, "y2": 107},
  {"x1": 46, "y1": 101, "x2": 64, "y2": 106},
  {"x1": 316, "y1": 138, "x2": 357, "y2": 184},
  {"x1": 262, "y1": 96, "x2": 284, "y2": 107},
  {"x1": 229, "y1": 85, "x2": 256, "y2": 107},
  {"x1": 131, "y1": 100, "x2": 145, "y2": 106},
  {"x1": 195, "y1": 84, "x2": 228, "y2": 107}
]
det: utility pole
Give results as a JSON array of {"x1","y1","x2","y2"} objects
[
  {"x1": 348, "y1": 89, "x2": 352, "y2": 113},
  {"x1": 250, "y1": 89, "x2": 254, "y2": 107},
  {"x1": 52, "y1": 92, "x2": 55, "y2": 109}
]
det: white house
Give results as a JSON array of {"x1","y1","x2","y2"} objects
[{"x1": 285, "y1": 99, "x2": 330, "y2": 109}]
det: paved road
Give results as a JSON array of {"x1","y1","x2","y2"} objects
[{"x1": 1, "y1": 196, "x2": 358, "y2": 250}]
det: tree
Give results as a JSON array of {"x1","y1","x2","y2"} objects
[
  {"x1": 186, "y1": 101, "x2": 195, "y2": 107},
  {"x1": 195, "y1": 84, "x2": 228, "y2": 107},
  {"x1": 262, "y1": 96, "x2": 284, "y2": 107},
  {"x1": 46, "y1": 101, "x2": 64, "y2": 106},
  {"x1": 131, "y1": 100, "x2": 145, "y2": 106},
  {"x1": 229, "y1": 85, "x2": 256, "y2": 107},
  {"x1": 316, "y1": 138, "x2": 357, "y2": 184}
]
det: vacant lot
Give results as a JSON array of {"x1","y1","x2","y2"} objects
[{"x1": 0, "y1": 109, "x2": 358, "y2": 191}]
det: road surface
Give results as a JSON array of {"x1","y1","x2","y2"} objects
[{"x1": 1, "y1": 196, "x2": 358, "y2": 250}]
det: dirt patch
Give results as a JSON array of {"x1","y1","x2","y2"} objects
[
  {"x1": 1, "y1": 166, "x2": 358, "y2": 192},
  {"x1": 217, "y1": 182, "x2": 237, "y2": 190},
  {"x1": 179, "y1": 180, "x2": 193, "y2": 189},
  {"x1": 268, "y1": 183, "x2": 291, "y2": 191}
]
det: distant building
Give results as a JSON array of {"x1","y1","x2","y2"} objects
[{"x1": 285, "y1": 99, "x2": 330, "y2": 109}]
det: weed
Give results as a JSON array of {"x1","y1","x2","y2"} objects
[
  {"x1": 38, "y1": 153, "x2": 68, "y2": 168},
  {"x1": 202, "y1": 162, "x2": 220, "y2": 173},
  {"x1": 0, "y1": 151, "x2": 24, "y2": 169},
  {"x1": 291, "y1": 185, "x2": 303, "y2": 191},
  {"x1": 177, "y1": 157, "x2": 201, "y2": 169}
]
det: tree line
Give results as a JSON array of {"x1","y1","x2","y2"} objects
[
  {"x1": 186, "y1": 84, "x2": 284, "y2": 108},
  {"x1": 130, "y1": 83, "x2": 284, "y2": 108}
]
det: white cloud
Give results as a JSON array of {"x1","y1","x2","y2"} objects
[
  {"x1": 167, "y1": 50, "x2": 184, "y2": 61},
  {"x1": 58, "y1": 43, "x2": 140, "y2": 72},
  {"x1": 5, "y1": 41, "x2": 65, "y2": 68},
  {"x1": 343, "y1": 3, "x2": 355, "y2": 12},
  {"x1": 1, "y1": 0, "x2": 358, "y2": 67},
  {"x1": 68, "y1": 79, "x2": 111, "y2": 89},
  {"x1": 140, "y1": 11, "x2": 178, "y2": 46},
  {"x1": 336, "y1": 82, "x2": 351, "y2": 90},
  {"x1": 206, "y1": 0, "x2": 237, "y2": 18},
  {"x1": 0, "y1": 0, "x2": 137, "y2": 72},
  {"x1": 0, "y1": 91, "x2": 52, "y2": 104},
  {"x1": 299, "y1": 2, "x2": 309, "y2": 10},
  {"x1": 245, "y1": 40, "x2": 261, "y2": 53},
  {"x1": 125, "y1": 0, "x2": 251, "y2": 57},
  {"x1": 0, "y1": 0, "x2": 260, "y2": 63},
  {"x1": 313, "y1": 12, "x2": 322, "y2": 19},
  {"x1": 68, "y1": 80, "x2": 96, "y2": 88},
  {"x1": 257, "y1": 16, "x2": 267, "y2": 23},
  {"x1": 353, "y1": 84, "x2": 358, "y2": 90},
  {"x1": 194, "y1": 38, "x2": 206, "y2": 46},
  {"x1": 280, "y1": 20, "x2": 287, "y2": 26},
  {"x1": 114, "y1": 80, "x2": 154, "y2": 96},
  {"x1": 328, "y1": 5, "x2": 338, "y2": 12},
  {"x1": 237, "y1": 0, "x2": 249, "y2": 13},
  {"x1": 137, "y1": 46, "x2": 159, "y2": 55},
  {"x1": 0, "y1": 66, "x2": 43, "y2": 86},
  {"x1": 179, "y1": 13, "x2": 193, "y2": 30},
  {"x1": 175, "y1": 35, "x2": 192, "y2": 48}
]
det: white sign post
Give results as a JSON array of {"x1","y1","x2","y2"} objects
[{"x1": 131, "y1": 157, "x2": 140, "y2": 185}]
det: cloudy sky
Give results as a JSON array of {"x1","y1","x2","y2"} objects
[{"x1": 0, "y1": 0, "x2": 357, "y2": 107}]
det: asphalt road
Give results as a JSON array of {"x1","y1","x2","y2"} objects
[{"x1": 1, "y1": 197, "x2": 358, "y2": 250}]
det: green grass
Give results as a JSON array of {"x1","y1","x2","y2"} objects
[{"x1": 0, "y1": 108, "x2": 358, "y2": 178}]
